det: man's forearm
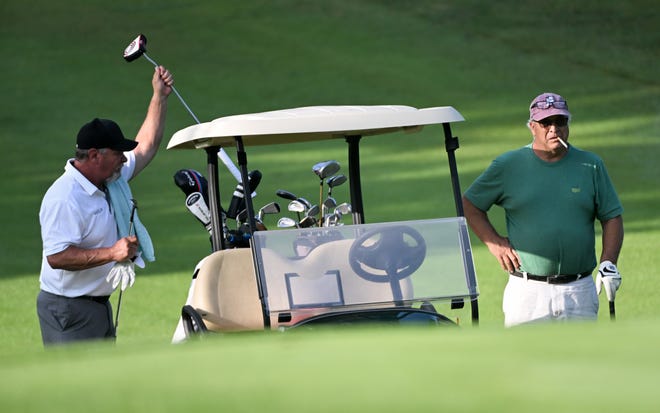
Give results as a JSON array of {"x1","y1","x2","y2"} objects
[
  {"x1": 132, "y1": 92, "x2": 168, "y2": 177},
  {"x1": 46, "y1": 245, "x2": 116, "y2": 271},
  {"x1": 462, "y1": 196, "x2": 500, "y2": 244},
  {"x1": 462, "y1": 195, "x2": 521, "y2": 272},
  {"x1": 601, "y1": 215, "x2": 624, "y2": 264}
]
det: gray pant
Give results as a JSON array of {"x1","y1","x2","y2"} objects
[{"x1": 37, "y1": 290, "x2": 116, "y2": 346}]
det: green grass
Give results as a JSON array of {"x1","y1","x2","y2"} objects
[
  {"x1": 1, "y1": 0, "x2": 659, "y2": 411},
  {"x1": 2, "y1": 323, "x2": 660, "y2": 412}
]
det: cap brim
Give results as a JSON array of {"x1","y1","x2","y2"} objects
[
  {"x1": 113, "y1": 139, "x2": 139, "y2": 152},
  {"x1": 531, "y1": 108, "x2": 571, "y2": 121}
]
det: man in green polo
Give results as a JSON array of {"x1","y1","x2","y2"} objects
[{"x1": 462, "y1": 92, "x2": 624, "y2": 326}]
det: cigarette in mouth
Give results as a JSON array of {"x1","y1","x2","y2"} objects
[{"x1": 557, "y1": 137, "x2": 568, "y2": 148}]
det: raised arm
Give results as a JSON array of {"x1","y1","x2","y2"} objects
[{"x1": 131, "y1": 66, "x2": 174, "y2": 178}]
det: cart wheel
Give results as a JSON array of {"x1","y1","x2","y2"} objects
[
  {"x1": 181, "y1": 305, "x2": 208, "y2": 338},
  {"x1": 349, "y1": 225, "x2": 426, "y2": 283}
]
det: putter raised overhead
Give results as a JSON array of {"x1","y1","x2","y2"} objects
[{"x1": 123, "y1": 34, "x2": 243, "y2": 184}]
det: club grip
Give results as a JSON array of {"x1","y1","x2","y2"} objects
[{"x1": 226, "y1": 170, "x2": 262, "y2": 219}]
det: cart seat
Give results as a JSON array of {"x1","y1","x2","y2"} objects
[{"x1": 189, "y1": 248, "x2": 263, "y2": 332}]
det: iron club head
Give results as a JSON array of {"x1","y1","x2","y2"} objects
[
  {"x1": 288, "y1": 200, "x2": 307, "y2": 213},
  {"x1": 258, "y1": 201, "x2": 280, "y2": 221},
  {"x1": 277, "y1": 217, "x2": 298, "y2": 228}
]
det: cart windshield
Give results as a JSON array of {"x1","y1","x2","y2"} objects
[{"x1": 252, "y1": 217, "x2": 478, "y2": 320}]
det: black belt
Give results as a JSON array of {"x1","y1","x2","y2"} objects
[
  {"x1": 511, "y1": 271, "x2": 591, "y2": 284},
  {"x1": 41, "y1": 290, "x2": 110, "y2": 304},
  {"x1": 77, "y1": 295, "x2": 111, "y2": 304}
]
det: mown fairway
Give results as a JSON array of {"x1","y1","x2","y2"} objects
[{"x1": 1, "y1": 1, "x2": 658, "y2": 411}]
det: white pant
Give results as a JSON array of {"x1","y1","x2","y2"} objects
[{"x1": 503, "y1": 274, "x2": 599, "y2": 327}]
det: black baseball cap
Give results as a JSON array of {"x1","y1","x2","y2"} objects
[{"x1": 76, "y1": 118, "x2": 138, "y2": 151}]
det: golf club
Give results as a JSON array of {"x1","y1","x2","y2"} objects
[
  {"x1": 312, "y1": 161, "x2": 340, "y2": 226},
  {"x1": 123, "y1": 34, "x2": 199, "y2": 123},
  {"x1": 277, "y1": 217, "x2": 298, "y2": 229},
  {"x1": 276, "y1": 189, "x2": 298, "y2": 202},
  {"x1": 276, "y1": 190, "x2": 312, "y2": 211},
  {"x1": 326, "y1": 174, "x2": 347, "y2": 198},
  {"x1": 299, "y1": 215, "x2": 317, "y2": 228},
  {"x1": 610, "y1": 300, "x2": 616, "y2": 321},
  {"x1": 322, "y1": 174, "x2": 344, "y2": 220},
  {"x1": 321, "y1": 196, "x2": 337, "y2": 224},
  {"x1": 123, "y1": 34, "x2": 242, "y2": 183},
  {"x1": 288, "y1": 200, "x2": 307, "y2": 221},
  {"x1": 115, "y1": 198, "x2": 137, "y2": 333},
  {"x1": 236, "y1": 209, "x2": 248, "y2": 226},
  {"x1": 334, "y1": 202, "x2": 352, "y2": 226},
  {"x1": 299, "y1": 205, "x2": 319, "y2": 228},
  {"x1": 258, "y1": 201, "x2": 281, "y2": 221},
  {"x1": 297, "y1": 197, "x2": 312, "y2": 209}
]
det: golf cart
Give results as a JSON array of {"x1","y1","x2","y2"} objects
[{"x1": 168, "y1": 105, "x2": 479, "y2": 339}]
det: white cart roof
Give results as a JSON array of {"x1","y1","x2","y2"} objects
[{"x1": 167, "y1": 105, "x2": 464, "y2": 149}]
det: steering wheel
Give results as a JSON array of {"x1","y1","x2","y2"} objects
[{"x1": 348, "y1": 225, "x2": 427, "y2": 300}]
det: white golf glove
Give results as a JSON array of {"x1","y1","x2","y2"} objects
[
  {"x1": 106, "y1": 261, "x2": 136, "y2": 291},
  {"x1": 596, "y1": 260, "x2": 621, "y2": 302}
]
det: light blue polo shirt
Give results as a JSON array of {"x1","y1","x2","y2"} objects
[{"x1": 39, "y1": 152, "x2": 136, "y2": 297}]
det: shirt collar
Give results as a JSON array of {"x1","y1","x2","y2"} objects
[{"x1": 64, "y1": 159, "x2": 104, "y2": 196}]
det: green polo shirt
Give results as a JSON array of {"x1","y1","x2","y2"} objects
[{"x1": 464, "y1": 144, "x2": 623, "y2": 275}]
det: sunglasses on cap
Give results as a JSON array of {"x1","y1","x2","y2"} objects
[{"x1": 531, "y1": 96, "x2": 568, "y2": 110}]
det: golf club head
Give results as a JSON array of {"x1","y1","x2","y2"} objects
[
  {"x1": 276, "y1": 189, "x2": 298, "y2": 201},
  {"x1": 323, "y1": 197, "x2": 337, "y2": 209},
  {"x1": 299, "y1": 215, "x2": 317, "y2": 228},
  {"x1": 306, "y1": 204, "x2": 320, "y2": 217},
  {"x1": 277, "y1": 217, "x2": 297, "y2": 228},
  {"x1": 324, "y1": 212, "x2": 343, "y2": 227},
  {"x1": 258, "y1": 202, "x2": 280, "y2": 222},
  {"x1": 297, "y1": 197, "x2": 312, "y2": 209},
  {"x1": 335, "y1": 203, "x2": 352, "y2": 215},
  {"x1": 123, "y1": 34, "x2": 147, "y2": 62},
  {"x1": 236, "y1": 209, "x2": 248, "y2": 224},
  {"x1": 312, "y1": 160, "x2": 340, "y2": 180},
  {"x1": 259, "y1": 201, "x2": 281, "y2": 217},
  {"x1": 326, "y1": 174, "x2": 347, "y2": 189},
  {"x1": 288, "y1": 200, "x2": 307, "y2": 213}
]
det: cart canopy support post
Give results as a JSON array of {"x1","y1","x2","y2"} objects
[
  {"x1": 234, "y1": 136, "x2": 257, "y2": 236},
  {"x1": 443, "y1": 123, "x2": 464, "y2": 217},
  {"x1": 442, "y1": 123, "x2": 479, "y2": 324},
  {"x1": 206, "y1": 146, "x2": 225, "y2": 251},
  {"x1": 346, "y1": 135, "x2": 364, "y2": 224},
  {"x1": 234, "y1": 136, "x2": 271, "y2": 328}
]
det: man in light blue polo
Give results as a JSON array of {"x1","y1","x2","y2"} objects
[
  {"x1": 462, "y1": 92, "x2": 624, "y2": 326},
  {"x1": 37, "y1": 66, "x2": 174, "y2": 345}
]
